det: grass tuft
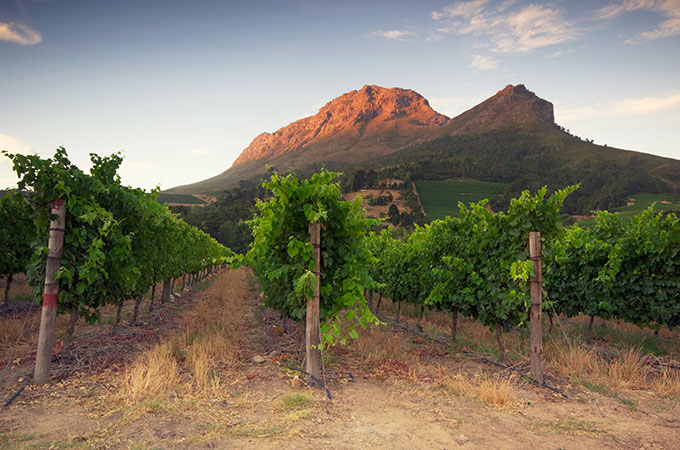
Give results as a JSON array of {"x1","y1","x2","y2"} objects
[
  {"x1": 477, "y1": 375, "x2": 517, "y2": 410},
  {"x1": 651, "y1": 369, "x2": 680, "y2": 399},
  {"x1": 280, "y1": 393, "x2": 313, "y2": 411},
  {"x1": 436, "y1": 370, "x2": 517, "y2": 410},
  {"x1": 607, "y1": 348, "x2": 648, "y2": 389},
  {"x1": 120, "y1": 342, "x2": 180, "y2": 403}
]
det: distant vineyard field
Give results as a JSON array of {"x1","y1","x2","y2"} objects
[
  {"x1": 414, "y1": 180, "x2": 507, "y2": 220},
  {"x1": 577, "y1": 193, "x2": 680, "y2": 226},
  {"x1": 157, "y1": 193, "x2": 206, "y2": 205}
]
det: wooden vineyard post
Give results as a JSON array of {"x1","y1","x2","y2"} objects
[
  {"x1": 529, "y1": 231, "x2": 544, "y2": 384},
  {"x1": 306, "y1": 221, "x2": 321, "y2": 385},
  {"x1": 34, "y1": 199, "x2": 67, "y2": 384}
]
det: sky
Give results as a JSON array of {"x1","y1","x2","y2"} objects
[{"x1": 1, "y1": 0, "x2": 679, "y2": 191}]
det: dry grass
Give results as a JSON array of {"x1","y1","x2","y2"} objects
[
  {"x1": 437, "y1": 372, "x2": 474, "y2": 397},
  {"x1": 477, "y1": 375, "x2": 517, "y2": 410},
  {"x1": 545, "y1": 340, "x2": 664, "y2": 394},
  {"x1": 369, "y1": 300, "x2": 673, "y2": 401},
  {"x1": 547, "y1": 343, "x2": 603, "y2": 380},
  {"x1": 389, "y1": 304, "x2": 678, "y2": 398},
  {"x1": 0, "y1": 318, "x2": 27, "y2": 346},
  {"x1": 182, "y1": 269, "x2": 247, "y2": 394},
  {"x1": 120, "y1": 342, "x2": 180, "y2": 403},
  {"x1": 651, "y1": 369, "x2": 680, "y2": 399},
  {"x1": 607, "y1": 348, "x2": 649, "y2": 389},
  {"x1": 188, "y1": 338, "x2": 212, "y2": 388},
  {"x1": 434, "y1": 369, "x2": 518, "y2": 410},
  {"x1": 182, "y1": 269, "x2": 248, "y2": 333},
  {"x1": 186, "y1": 331, "x2": 239, "y2": 394},
  {"x1": 352, "y1": 323, "x2": 411, "y2": 366},
  {"x1": 117, "y1": 269, "x2": 248, "y2": 404}
]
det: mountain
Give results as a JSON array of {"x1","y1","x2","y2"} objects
[
  {"x1": 444, "y1": 84, "x2": 555, "y2": 135},
  {"x1": 166, "y1": 84, "x2": 680, "y2": 208},
  {"x1": 233, "y1": 85, "x2": 448, "y2": 167},
  {"x1": 169, "y1": 85, "x2": 450, "y2": 193}
]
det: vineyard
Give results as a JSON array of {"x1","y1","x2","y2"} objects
[
  {"x1": 1, "y1": 148, "x2": 235, "y2": 384},
  {"x1": 413, "y1": 180, "x2": 507, "y2": 220},
  {"x1": 1, "y1": 153, "x2": 680, "y2": 448}
]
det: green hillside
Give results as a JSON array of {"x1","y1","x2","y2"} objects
[
  {"x1": 370, "y1": 130, "x2": 679, "y2": 215},
  {"x1": 415, "y1": 180, "x2": 507, "y2": 220},
  {"x1": 156, "y1": 193, "x2": 206, "y2": 205},
  {"x1": 576, "y1": 193, "x2": 680, "y2": 227}
]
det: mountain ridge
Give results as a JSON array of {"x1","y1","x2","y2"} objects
[
  {"x1": 166, "y1": 84, "x2": 680, "y2": 197},
  {"x1": 445, "y1": 84, "x2": 555, "y2": 135},
  {"x1": 231, "y1": 84, "x2": 449, "y2": 167}
]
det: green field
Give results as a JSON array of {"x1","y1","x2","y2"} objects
[
  {"x1": 414, "y1": 180, "x2": 507, "y2": 220},
  {"x1": 577, "y1": 193, "x2": 680, "y2": 226},
  {"x1": 156, "y1": 193, "x2": 206, "y2": 205}
]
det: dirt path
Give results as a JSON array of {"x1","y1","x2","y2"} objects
[
  {"x1": 411, "y1": 181, "x2": 426, "y2": 216},
  {"x1": 1, "y1": 269, "x2": 679, "y2": 449}
]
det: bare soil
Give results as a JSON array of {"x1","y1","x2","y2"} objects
[
  {"x1": 1, "y1": 270, "x2": 679, "y2": 449},
  {"x1": 344, "y1": 188, "x2": 410, "y2": 220}
]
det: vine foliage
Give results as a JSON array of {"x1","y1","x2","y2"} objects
[
  {"x1": 3, "y1": 147, "x2": 235, "y2": 323},
  {"x1": 245, "y1": 170, "x2": 377, "y2": 345}
]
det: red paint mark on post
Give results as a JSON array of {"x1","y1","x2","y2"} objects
[
  {"x1": 43, "y1": 293, "x2": 58, "y2": 308},
  {"x1": 52, "y1": 199, "x2": 65, "y2": 209}
]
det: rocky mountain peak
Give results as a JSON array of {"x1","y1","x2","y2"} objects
[
  {"x1": 447, "y1": 83, "x2": 554, "y2": 134},
  {"x1": 231, "y1": 85, "x2": 448, "y2": 167}
]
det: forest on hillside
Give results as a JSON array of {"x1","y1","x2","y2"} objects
[{"x1": 362, "y1": 131, "x2": 673, "y2": 215}]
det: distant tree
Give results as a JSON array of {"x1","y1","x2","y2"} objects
[
  {"x1": 388, "y1": 204, "x2": 400, "y2": 225},
  {"x1": 352, "y1": 169, "x2": 367, "y2": 191},
  {"x1": 366, "y1": 169, "x2": 378, "y2": 188}
]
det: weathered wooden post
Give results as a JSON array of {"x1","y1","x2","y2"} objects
[
  {"x1": 306, "y1": 221, "x2": 321, "y2": 384},
  {"x1": 529, "y1": 231, "x2": 544, "y2": 383},
  {"x1": 34, "y1": 199, "x2": 66, "y2": 384}
]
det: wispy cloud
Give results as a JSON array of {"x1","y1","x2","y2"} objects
[
  {"x1": 548, "y1": 47, "x2": 577, "y2": 58},
  {"x1": 0, "y1": 22, "x2": 42, "y2": 45},
  {"x1": 469, "y1": 54, "x2": 499, "y2": 70},
  {"x1": 371, "y1": 29, "x2": 417, "y2": 41},
  {"x1": 431, "y1": 0, "x2": 491, "y2": 22},
  {"x1": 431, "y1": 1, "x2": 580, "y2": 53},
  {"x1": 593, "y1": 0, "x2": 657, "y2": 20},
  {"x1": 558, "y1": 91, "x2": 680, "y2": 121},
  {"x1": 594, "y1": 0, "x2": 680, "y2": 42}
]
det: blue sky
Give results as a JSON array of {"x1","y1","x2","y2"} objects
[{"x1": 1, "y1": 0, "x2": 679, "y2": 190}]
